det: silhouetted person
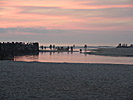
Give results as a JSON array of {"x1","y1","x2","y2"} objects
[
  {"x1": 40, "y1": 46, "x2": 43, "y2": 50},
  {"x1": 70, "y1": 47, "x2": 73, "y2": 52},
  {"x1": 44, "y1": 46, "x2": 46, "y2": 49},
  {"x1": 61, "y1": 47, "x2": 64, "y2": 50},
  {"x1": 80, "y1": 49, "x2": 82, "y2": 53},
  {"x1": 53, "y1": 45, "x2": 55, "y2": 49},
  {"x1": 117, "y1": 43, "x2": 122, "y2": 48},
  {"x1": 118, "y1": 43, "x2": 121, "y2": 47},
  {"x1": 84, "y1": 44, "x2": 87, "y2": 49},
  {"x1": 122, "y1": 44, "x2": 128, "y2": 48},
  {"x1": 84, "y1": 44, "x2": 87, "y2": 51},
  {"x1": 67, "y1": 46, "x2": 70, "y2": 51},
  {"x1": 49, "y1": 44, "x2": 52, "y2": 50}
]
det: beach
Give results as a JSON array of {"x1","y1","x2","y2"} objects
[
  {"x1": 0, "y1": 61, "x2": 132, "y2": 100},
  {"x1": 88, "y1": 48, "x2": 133, "y2": 57}
]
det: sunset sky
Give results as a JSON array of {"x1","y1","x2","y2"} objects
[{"x1": 0, "y1": 0, "x2": 133, "y2": 45}]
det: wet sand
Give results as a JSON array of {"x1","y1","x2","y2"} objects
[
  {"x1": 88, "y1": 48, "x2": 133, "y2": 57},
  {"x1": 0, "y1": 61, "x2": 133, "y2": 100}
]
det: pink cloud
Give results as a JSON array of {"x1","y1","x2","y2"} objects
[{"x1": 0, "y1": 0, "x2": 132, "y2": 31}]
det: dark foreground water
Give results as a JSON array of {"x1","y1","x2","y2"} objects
[{"x1": 14, "y1": 51, "x2": 133, "y2": 65}]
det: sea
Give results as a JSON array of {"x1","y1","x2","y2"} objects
[{"x1": 13, "y1": 44, "x2": 133, "y2": 65}]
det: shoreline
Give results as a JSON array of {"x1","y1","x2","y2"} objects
[
  {"x1": 13, "y1": 60, "x2": 133, "y2": 65},
  {"x1": 87, "y1": 48, "x2": 133, "y2": 57},
  {"x1": 0, "y1": 61, "x2": 133, "y2": 100}
]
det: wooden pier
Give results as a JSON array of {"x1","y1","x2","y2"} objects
[{"x1": 0, "y1": 42, "x2": 39, "y2": 60}]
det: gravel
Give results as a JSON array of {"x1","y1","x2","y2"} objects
[{"x1": 0, "y1": 61, "x2": 133, "y2": 100}]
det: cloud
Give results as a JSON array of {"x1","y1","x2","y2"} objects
[
  {"x1": 0, "y1": 0, "x2": 132, "y2": 40},
  {"x1": 83, "y1": 0, "x2": 133, "y2": 5},
  {"x1": 0, "y1": 27, "x2": 133, "y2": 45},
  {"x1": 0, "y1": 27, "x2": 47, "y2": 35}
]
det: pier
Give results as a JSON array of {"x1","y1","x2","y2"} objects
[{"x1": 0, "y1": 42, "x2": 39, "y2": 60}]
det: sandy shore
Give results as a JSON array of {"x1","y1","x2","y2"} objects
[
  {"x1": 88, "y1": 48, "x2": 133, "y2": 57},
  {"x1": 0, "y1": 61, "x2": 133, "y2": 100}
]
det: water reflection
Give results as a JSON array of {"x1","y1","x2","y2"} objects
[
  {"x1": 13, "y1": 52, "x2": 133, "y2": 65},
  {"x1": 14, "y1": 52, "x2": 39, "y2": 62}
]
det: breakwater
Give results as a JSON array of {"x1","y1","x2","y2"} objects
[{"x1": 0, "y1": 42, "x2": 39, "y2": 60}]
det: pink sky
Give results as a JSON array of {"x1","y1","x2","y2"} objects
[{"x1": 0, "y1": 0, "x2": 133, "y2": 45}]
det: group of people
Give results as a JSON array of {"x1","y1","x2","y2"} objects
[
  {"x1": 117, "y1": 43, "x2": 133, "y2": 48},
  {"x1": 40, "y1": 44, "x2": 75, "y2": 52},
  {"x1": 40, "y1": 44, "x2": 88, "y2": 52}
]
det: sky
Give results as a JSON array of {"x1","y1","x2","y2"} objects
[{"x1": 0, "y1": 0, "x2": 133, "y2": 45}]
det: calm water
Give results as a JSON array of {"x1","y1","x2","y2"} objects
[{"x1": 14, "y1": 51, "x2": 133, "y2": 65}]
